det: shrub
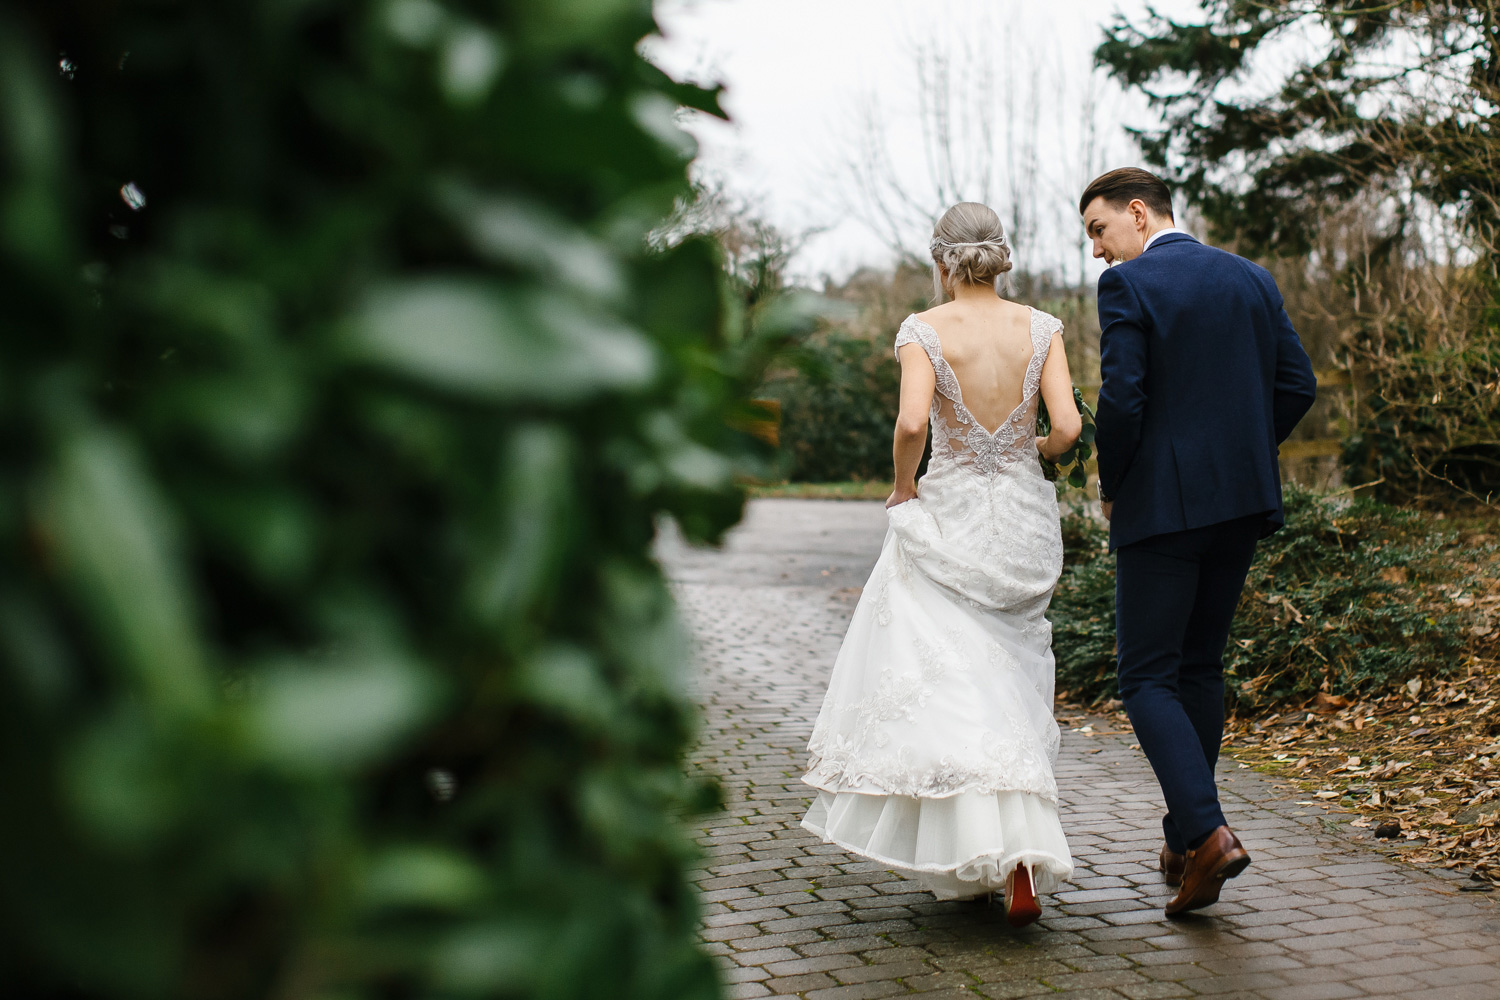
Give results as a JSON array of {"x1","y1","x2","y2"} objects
[
  {"x1": 1342, "y1": 331, "x2": 1500, "y2": 505},
  {"x1": 1051, "y1": 488, "x2": 1479, "y2": 708},
  {"x1": 1051, "y1": 510, "x2": 1120, "y2": 703},
  {"x1": 763, "y1": 334, "x2": 905, "y2": 483},
  {"x1": 0, "y1": 4, "x2": 790, "y2": 998},
  {"x1": 1225, "y1": 489, "x2": 1472, "y2": 707}
]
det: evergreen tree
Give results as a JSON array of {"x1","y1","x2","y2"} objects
[{"x1": 1097, "y1": 1, "x2": 1500, "y2": 256}]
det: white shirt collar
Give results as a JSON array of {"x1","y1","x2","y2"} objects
[{"x1": 1143, "y1": 227, "x2": 1192, "y2": 251}]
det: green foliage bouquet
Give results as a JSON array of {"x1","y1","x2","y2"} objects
[{"x1": 1037, "y1": 387, "x2": 1098, "y2": 492}]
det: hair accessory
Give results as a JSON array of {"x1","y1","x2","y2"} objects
[{"x1": 930, "y1": 237, "x2": 1008, "y2": 251}]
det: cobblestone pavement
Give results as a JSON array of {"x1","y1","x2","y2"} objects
[{"x1": 660, "y1": 499, "x2": 1500, "y2": 1000}]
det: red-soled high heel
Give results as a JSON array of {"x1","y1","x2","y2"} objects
[{"x1": 1003, "y1": 864, "x2": 1041, "y2": 928}]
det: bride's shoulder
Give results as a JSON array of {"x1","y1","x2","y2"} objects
[
  {"x1": 908, "y1": 302, "x2": 972, "y2": 337},
  {"x1": 896, "y1": 310, "x2": 942, "y2": 341},
  {"x1": 910, "y1": 303, "x2": 952, "y2": 326},
  {"x1": 895, "y1": 312, "x2": 922, "y2": 332}
]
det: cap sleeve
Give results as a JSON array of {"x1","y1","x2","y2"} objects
[
  {"x1": 1038, "y1": 310, "x2": 1064, "y2": 340},
  {"x1": 894, "y1": 314, "x2": 938, "y2": 362},
  {"x1": 893, "y1": 316, "x2": 920, "y2": 359}
]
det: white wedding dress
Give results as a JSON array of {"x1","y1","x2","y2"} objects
[{"x1": 801, "y1": 309, "x2": 1075, "y2": 900}]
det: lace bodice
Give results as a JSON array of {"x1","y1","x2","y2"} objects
[{"x1": 894, "y1": 309, "x2": 1062, "y2": 476}]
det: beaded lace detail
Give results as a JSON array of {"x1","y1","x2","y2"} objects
[{"x1": 894, "y1": 309, "x2": 1061, "y2": 476}]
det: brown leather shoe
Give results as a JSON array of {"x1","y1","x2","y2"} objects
[
  {"x1": 1160, "y1": 844, "x2": 1185, "y2": 887},
  {"x1": 1165, "y1": 825, "x2": 1250, "y2": 917}
]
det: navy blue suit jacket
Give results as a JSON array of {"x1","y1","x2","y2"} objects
[{"x1": 1094, "y1": 232, "x2": 1317, "y2": 551}]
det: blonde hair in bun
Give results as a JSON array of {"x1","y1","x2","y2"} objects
[{"x1": 929, "y1": 202, "x2": 1013, "y2": 299}]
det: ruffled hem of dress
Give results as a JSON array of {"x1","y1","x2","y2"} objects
[
  {"x1": 801, "y1": 765, "x2": 1059, "y2": 806},
  {"x1": 800, "y1": 788, "x2": 1074, "y2": 899}
]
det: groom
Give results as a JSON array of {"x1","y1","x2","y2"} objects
[{"x1": 1079, "y1": 168, "x2": 1317, "y2": 916}]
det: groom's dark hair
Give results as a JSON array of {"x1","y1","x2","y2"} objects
[{"x1": 1079, "y1": 168, "x2": 1174, "y2": 220}]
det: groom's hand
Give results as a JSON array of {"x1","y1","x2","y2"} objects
[{"x1": 1101, "y1": 500, "x2": 1114, "y2": 522}]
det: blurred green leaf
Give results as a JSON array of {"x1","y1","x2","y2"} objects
[
  {"x1": 359, "y1": 846, "x2": 487, "y2": 912},
  {"x1": 438, "y1": 184, "x2": 625, "y2": 301},
  {"x1": 0, "y1": 15, "x2": 69, "y2": 268},
  {"x1": 385, "y1": 0, "x2": 449, "y2": 46},
  {"x1": 596, "y1": 560, "x2": 692, "y2": 695},
  {"x1": 167, "y1": 371, "x2": 306, "y2": 461},
  {"x1": 441, "y1": 23, "x2": 506, "y2": 103},
  {"x1": 0, "y1": 590, "x2": 75, "y2": 707},
  {"x1": 468, "y1": 424, "x2": 577, "y2": 622},
  {"x1": 239, "y1": 653, "x2": 443, "y2": 771},
  {"x1": 348, "y1": 280, "x2": 656, "y2": 402},
  {"x1": 628, "y1": 92, "x2": 697, "y2": 161},
  {"x1": 431, "y1": 922, "x2": 548, "y2": 993},
  {"x1": 517, "y1": 0, "x2": 650, "y2": 49},
  {"x1": 189, "y1": 485, "x2": 316, "y2": 586},
  {"x1": 515, "y1": 645, "x2": 616, "y2": 730},
  {"x1": 46, "y1": 429, "x2": 211, "y2": 716},
  {"x1": 642, "y1": 411, "x2": 735, "y2": 491},
  {"x1": 65, "y1": 706, "x2": 182, "y2": 847}
]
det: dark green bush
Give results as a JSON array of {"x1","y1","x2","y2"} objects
[
  {"x1": 1052, "y1": 488, "x2": 1477, "y2": 708},
  {"x1": 0, "y1": 3, "x2": 792, "y2": 997},
  {"x1": 1050, "y1": 510, "x2": 1119, "y2": 702},
  {"x1": 763, "y1": 334, "x2": 906, "y2": 483},
  {"x1": 1341, "y1": 332, "x2": 1500, "y2": 505}
]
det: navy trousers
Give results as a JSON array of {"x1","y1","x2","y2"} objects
[{"x1": 1114, "y1": 514, "x2": 1264, "y2": 854}]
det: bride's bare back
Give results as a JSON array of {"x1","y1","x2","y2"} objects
[
  {"x1": 886, "y1": 201, "x2": 1080, "y2": 507},
  {"x1": 915, "y1": 297, "x2": 1038, "y2": 432}
]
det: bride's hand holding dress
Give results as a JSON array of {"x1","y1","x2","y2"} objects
[{"x1": 886, "y1": 340, "x2": 935, "y2": 509}]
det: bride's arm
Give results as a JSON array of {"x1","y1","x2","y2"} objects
[
  {"x1": 1036, "y1": 332, "x2": 1081, "y2": 461},
  {"x1": 889, "y1": 343, "x2": 935, "y2": 507}
]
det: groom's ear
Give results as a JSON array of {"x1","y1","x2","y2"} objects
[{"x1": 1129, "y1": 199, "x2": 1151, "y2": 230}]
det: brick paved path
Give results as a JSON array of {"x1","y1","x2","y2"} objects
[{"x1": 661, "y1": 499, "x2": 1500, "y2": 1000}]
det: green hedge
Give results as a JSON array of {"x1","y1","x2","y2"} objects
[
  {"x1": 1341, "y1": 333, "x2": 1500, "y2": 505},
  {"x1": 763, "y1": 334, "x2": 906, "y2": 483},
  {"x1": 0, "y1": 3, "x2": 789, "y2": 997},
  {"x1": 1052, "y1": 488, "x2": 1475, "y2": 708}
]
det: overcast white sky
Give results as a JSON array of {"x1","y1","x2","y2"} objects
[{"x1": 646, "y1": 0, "x2": 1209, "y2": 286}]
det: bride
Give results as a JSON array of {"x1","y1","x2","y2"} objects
[{"x1": 801, "y1": 202, "x2": 1080, "y2": 927}]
